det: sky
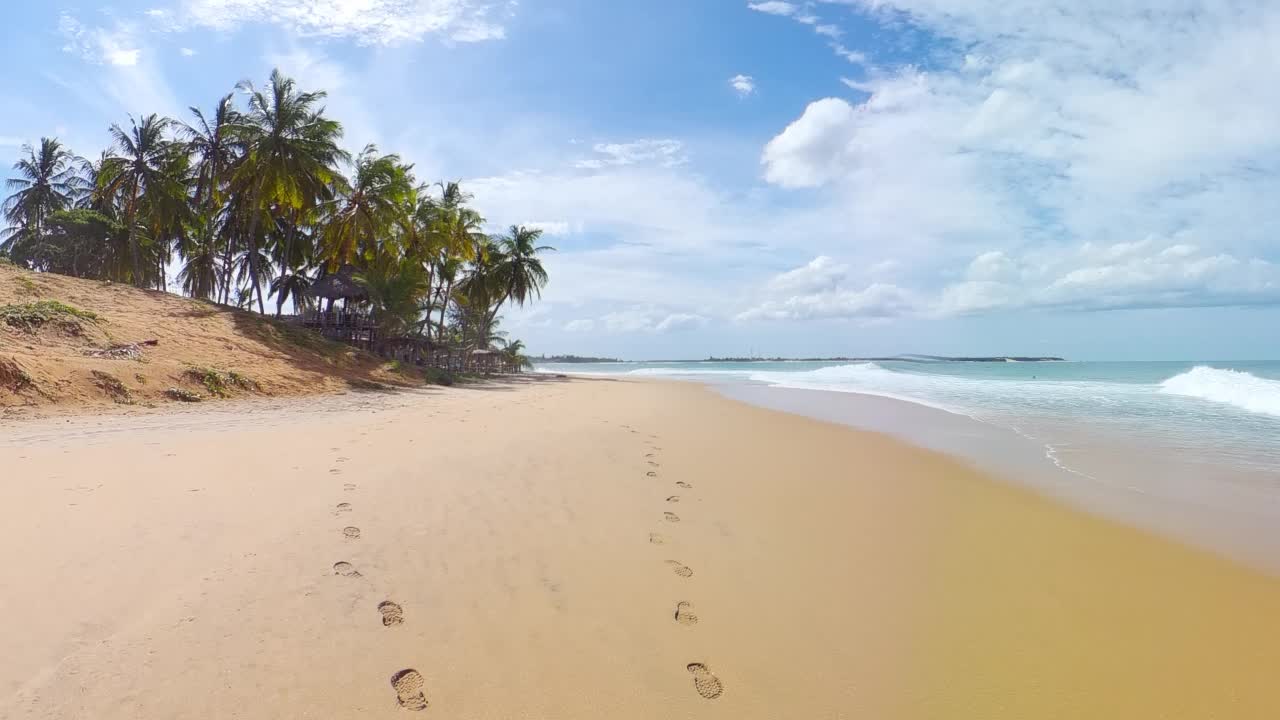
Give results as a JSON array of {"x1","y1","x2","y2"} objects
[{"x1": 4, "y1": 0, "x2": 1280, "y2": 360}]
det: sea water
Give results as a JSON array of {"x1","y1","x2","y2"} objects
[{"x1": 537, "y1": 359, "x2": 1280, "y2": 568}]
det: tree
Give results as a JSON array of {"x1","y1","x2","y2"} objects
[
  {"x1": 501, "y1": 338, "x2": 534, "y2": 372},
  {"x1": 233, "y1": 70, "x2": 346, "y2": 313},
  {"x1": 356, "y1": 254, "x2": 429, "y2": 338},
  {"x1": 2, "y1": 138, "x2": 83, "y2": 268},
  {"x1": 485, "y1": 225, "x2": 553, "y2": 335},
  {"x1": 319, "y1": 145, "x2": 415, "y2": 270},
  {"x1": 178, "y1": 94, "x2": 242, "y2": 300},
  {"x1": 97, "y1": 115, "x2": 189, "y2": 288}
]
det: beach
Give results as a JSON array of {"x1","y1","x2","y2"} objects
[{"x1": 5, "y1": 376, "x2": 1280, "y2": 718}]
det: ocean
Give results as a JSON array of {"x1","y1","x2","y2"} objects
[{"x1": 537, "y1": 359, "x2": 1280, "y2": 568}]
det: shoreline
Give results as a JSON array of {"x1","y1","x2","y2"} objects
[
  {"x1": 6, "y1": 377, "x2": 1280, "y2": 717},
  {"x1": 720, "y1": 381, "x2": 1280, "y2": 575}
]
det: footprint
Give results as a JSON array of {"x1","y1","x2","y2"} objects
[
  {"x1": 390, "y1": 669, "x2": 428, "y2": 711},
  {"x1": 674, "y1": 601, "x2": 699, "y2": 625},
  {"x1": 666, "y1": 560, "x2": 693, "y2": 578},
  {"x1": 378, "y1": 601, "x2": 404, "y2": 626},
  {"x1": 649, "y1": 533, "x2": 665, "y2": 544},
  {"x1": 333, "y1": 561, "x2": 361, "y2": 577},
  {"x1": 648, "y1": 461, "x2": 660, "y2": 467},
  {"x1": 676, "y1": 481, "x2": 692, "y2": 489},
  {"x1": 343, "y1": 527, "x2": 361, "y2": 540},
  {"x1": 666, "y1": 495, "x2": 680, "y2": 503},
  {"x1": 647, "y1": 471, "x2": 658, "y2": 478},
  {"x1": 344, "y1": 483, "x2": 357, "y2": 491},
  {"x1": 664, "y1": 512, "x2": 680, "y2": 522},
  {"x1": 645, "y1": 453, "x2": 656, "y2": 458},
  {"x1": 329, "y1": 468, "x2": 342, "y2": 474},
  {"x1": 335, "y1": 502, "x2": 352, "y2": 514},
  {"x1": 687, "y1": 663, "x2": 724, "y2": 699}
]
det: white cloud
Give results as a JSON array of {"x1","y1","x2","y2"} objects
[
  {"x1": 747, "y1": 1, "x2": 798, "y2": 16},
  {"x1": 160, "y1": 0, "x2": 511, "y2": 44},
  {"x1": 655, "y1": 313, "x2": 709, "y2": 332},
  {"x1": 769, "y1": 255, "x2": 848, "y2": 293},
  {"x1": 564, "y1": 319, "x2": 596, "y2": 333},
  {"x1": 729, "y1": 74, "x2": 757, "y2": 97},
  {"x1": 831, "y1": 43, "x2": 867, "y2": 64},
  {"x1": 524, "y1": 221, "x2": 575, "y2": 236},
  {"x1": 179, "y1": 47, "x2": 197, "y2": 57},
  {"x1": 573, "y1": 139, "x2": 687, "y2": 170},
  {"x1": 761, "y1": 98, "x2": 857, "y2": 188},
  {"x1": 59, "y1": 13, "x2": 141, "y2": 66}
]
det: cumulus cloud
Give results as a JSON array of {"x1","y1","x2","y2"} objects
[
  {"x1": 155, "y1": 0, "x2": 511, "y2": 44},
  {"x1": 729, "y1": 74, "x2": 756, "y2": 97}
]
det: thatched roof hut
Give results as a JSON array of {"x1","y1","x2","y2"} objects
[{"x1": 310, "y1": 264, "x2": 368, "y2": 302}]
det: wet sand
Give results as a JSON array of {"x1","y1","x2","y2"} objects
[{"x1": 4, "y1": 376, "x2": 1280, "y2": 718}]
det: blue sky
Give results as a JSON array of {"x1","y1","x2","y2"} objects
[{"x1": 5, "y1": 0, "x2": 1280, "y2": 360}]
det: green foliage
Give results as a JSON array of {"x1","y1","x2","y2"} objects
[
  {"x1": 422, "y1": 366, "x2": 456, "y2": 386},
  {"x1": 0, "y1": 300, "x2": 100, "y2": 332},
  {"x1": 184, "y1": 366, "x2": 259, "y2": 398},
  {"x1": 1, "y1": 69, "x2": 552, "y2": 376}
]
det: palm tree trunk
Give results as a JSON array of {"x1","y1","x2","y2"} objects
[
  {"x1": 274, "y1": 210, "x2": 298, "y2": 317},
  {"x1": 126, "y1": 184, "x2": 144, "y2": 288},
  {"x1": 243, "y1": 188, "x2": 267, "y2": 314},
  {"x1": 438, "y1": 277, "x2": 454, "y2": 343}
]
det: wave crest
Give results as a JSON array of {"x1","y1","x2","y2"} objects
[{"x1": 1159, "y1": 366, "x2": 1280, "y2": 418}]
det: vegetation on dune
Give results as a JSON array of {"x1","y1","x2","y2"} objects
[
  {"x1": 0, "y1": 300, "x2": 100, "y2": 333},
  {"x1": 1, "y1": 68, "x2": 551, "y2": 368},
  {"x1": 165, "y1": 387, "x2": 203, "y2": 402},
  {"x1": 183, "y1": 367, "x2": 259, "y2": 398},
  {"x1": 90, "y1": 370, "x2": 133, "y2": 404}
]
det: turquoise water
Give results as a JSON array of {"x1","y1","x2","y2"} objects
[
  {"x1": 539, "y1": 359, "x2": 1280, "y2": 565},
  {"x1": 537, "y1": 359, "x2": 1280, "y2": 477}
]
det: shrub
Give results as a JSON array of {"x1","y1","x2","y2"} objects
[
  {"x1": 90, "y1": 370, "x2": 132, "y2": 404},
  {"x1": 0, "y1": 300, "x2": 100, "y2": 333},
  {"x1": 184, "y1": 367, "x2": 259, "y2": 398}
]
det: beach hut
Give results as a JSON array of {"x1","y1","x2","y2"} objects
[
  {"x1": 470, "y1": 348, "x2": 500, "y2": 374},
  {"x1": 302, "y1": 265, "x2": 376, "y2": 349},
  {"x1": 309, "y1": 264, "x2": 369, "y2": 306}
]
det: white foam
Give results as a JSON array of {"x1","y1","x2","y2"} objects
[{"x1": 1159, "y1": 366, "x2": 1280, "y2": 418}]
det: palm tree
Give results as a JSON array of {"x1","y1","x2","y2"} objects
[
  {"x1": 2, "y1": 138, "x2": 84, "y2": 267},
  {"x1": 233, "y1": 70, "x2": 346, "y2": 313},
  {"x1": 319, "y1": 145, "x2": 415, "y2": 270},
  {"x1": 486, "y1": 225, "x2": 554, "y2": 334},
  {"x1": 178, "y1": 94, "x2": 242, "y2": 300},
  {"x1": 356, "y1": 254, "x2": 430, "y2": 339},
  {"x1": 97, "y1": 114, "x2": 188, "y2": 287},
  {"x1": 501, "y1": 338, "x2": 534, "y2": 372}
]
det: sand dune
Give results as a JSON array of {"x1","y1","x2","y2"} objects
[{"x1": 4, "y1": 377, "x2": 1280, "y2": 718}]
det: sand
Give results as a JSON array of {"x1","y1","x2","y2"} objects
[
  {"x1": 1, "y1": 262, "x2": 418, "y2": 416},
  {"x1": 4, "y1": 376, "x2": 1280, "y2": 718}
]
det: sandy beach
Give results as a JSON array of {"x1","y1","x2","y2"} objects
[{"x1": 5, "y1": 376, "x2": 1280, "y2": 718}]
